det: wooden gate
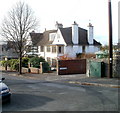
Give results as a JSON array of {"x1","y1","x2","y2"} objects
[{"x1": 57, "y1": 59, "x2": 86, "y2": 75}]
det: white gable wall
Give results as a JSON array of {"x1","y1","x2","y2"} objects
[{"x1": 52, "y1": 29, "x2": 66, "y2": 45}]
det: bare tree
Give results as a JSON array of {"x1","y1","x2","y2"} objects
[{"x1": 1, "y1": 2, "x2": 38, "y2": 74}]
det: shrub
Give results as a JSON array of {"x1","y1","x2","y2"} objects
[
  {"x1": 58, "y1": 54, "x2": 73, "y2": 60},
  {"x1": 29, "y1": 57, "x2": 45, "y2": 68},
  {"x1": 29, "y1": 57, "x2": 50, "y2": 72},
  {"x1": 8, "y1": 59, "x2": 19, "y2": 70},
  {"x1": 42, "y1": 62, "x2": 50, "y2": 73},
  {"x1": 0, "y1": 60, "x2": 7, "y2": 67},
  {"x1": 76, "y1": 53, "x2": 82, "y2": 58},
  {"x1": 22, "y1": 57, "x2": 29, "y2": 68},
  {"x1": 0, "y1": 59, "x2": 19, "y2": 70},
  {"x1": 76, "y1": 53, "x2": 96, "y2": 59}
]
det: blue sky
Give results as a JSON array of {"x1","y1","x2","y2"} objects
[{"x1": 0, "y1": 0, "x2": 119, "y2": 45}]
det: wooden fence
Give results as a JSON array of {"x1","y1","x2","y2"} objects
[{"x1": 57, "y1": 59, "x2": 86, "y2": 75}]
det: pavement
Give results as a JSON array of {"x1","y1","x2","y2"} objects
[{"x1": 1, "y1": 70, "x2": 120, "y2": 88}]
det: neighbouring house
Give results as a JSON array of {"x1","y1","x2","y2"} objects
[
  {"x1": 0, "y1": 41, "x2": 18, "y2": 60},
  {"x1": 27, "y1": 21, "x2": 101, "y2": 68},
  {"x1": 25, "y1": 31, "x2": 43, "y2": 56}
]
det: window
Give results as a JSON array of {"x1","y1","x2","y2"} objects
[
  {"x1": 58, "y1": 46, "x2": 61, "y2": 53},
  {"x1": 41, "y1": 46, "x2": 44, "y2": 52},
  {"x1": 52, "y1": 46, "x2": 56, "y2": 53},
  {"x1": 49, "y1": 33, "x2": 56, "y2": 41},
  {"x1": 82, "y1": 46, "x2": 85, "y2": 53},
  {"x1": 58, "y1": 46, "x2": 64, "y2": 54},
  {"x1": 47, "y1": 46, "x2": 51, "y2": 52}
]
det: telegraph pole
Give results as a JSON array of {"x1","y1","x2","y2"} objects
[{"x1": 108, "y1": 0, "x2": 113, "y2": 78}]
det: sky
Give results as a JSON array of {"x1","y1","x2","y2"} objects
[{"x1": 0, "y1": 0, "x2": 119, "y2": 45}]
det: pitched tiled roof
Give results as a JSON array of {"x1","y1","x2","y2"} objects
[
  {"x1": 59, "y1": 27, "x2": 73, "y2": 45},
  {"x1": 93, "y1": 39, "x2": 101, "y2": 46},
  {"x1": 59, "y1": 27, "x2": 101, "y2": 46},
  {"x1": 78, "y1": 27, "x2": 88, "y2": 45},
  {"x1": 59, "y1": 27, "x2": 88, "y2": 45},
  {"x1": 30, "y1": 27, "x2": 101, "y2": 46},
  {"x1": 30, "y1": 33, "x2": 43, "y2": 46},
  {"x1": 36, "y1": 30, "x2": 57, "y2": 46}
]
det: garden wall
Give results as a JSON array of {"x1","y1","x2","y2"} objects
[{"x1": 86, "y1": 59, "x2": 109, "y2": 77}]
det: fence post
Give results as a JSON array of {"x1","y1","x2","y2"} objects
[
  {"x1": 86, "y1": 59, "x2": 90, "y2": 77},
  {"x1": 5, "y1": 57, "x2": 8, "y2": 71},
  {"x1": 28, "y1": 62, "x2": 31, "y2": 68},
  {"x1": 40, "y1": 62, "x2": 43, "y2": 74},
  {"x1": 5, "y1": 63, "x2": 7, "y2": 71},
  {"x1": 28, "y1": 63, "x2": 31, "y2": 73},
  {"x1": 56, "y1": 60, "x2": 59, "y2": 75}
]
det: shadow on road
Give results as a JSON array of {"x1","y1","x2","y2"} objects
[{"x1": 2, "y1": 93, "x2": 54, "y2": 111}]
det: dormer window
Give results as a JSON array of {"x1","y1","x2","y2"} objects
[{"x1": 49, "y1": 33, "x2": 56, "y2": 41}]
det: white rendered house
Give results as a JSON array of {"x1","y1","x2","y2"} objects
[{"x1": 28, "y1": 22, "x2": 101, "y2": 67}]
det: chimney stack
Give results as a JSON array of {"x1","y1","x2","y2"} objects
[
  {"x1": 55, "y1": 21, "x2": 63, "y2": 29},
  {"x1": 88, "y1": 23, "x2": 94, "y2": 45},
  {"x1": 72, "y1": 21, "x2": 79, "y2": 44}
]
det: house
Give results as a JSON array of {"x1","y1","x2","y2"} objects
[
  {"x1": 27, "y1": 22, "x2": 101, "y2": 67},
  {"x1": 25, "y1": 31, "x2": 43, "y2": 56},
  {"x1": 0, "y1": 41, "x2": 18, "y2": 60}
]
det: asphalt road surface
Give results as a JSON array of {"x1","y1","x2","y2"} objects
[{"x1": 1, "y1": 72, "x2": 119, "y2": 112}]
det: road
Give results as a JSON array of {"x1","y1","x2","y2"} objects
[{"x1": 2, "y1": 72, "x2": 119, "y2": 112}]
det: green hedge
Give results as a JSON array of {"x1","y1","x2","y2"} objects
[
  {"x1": 1, "y1": 56, "x2": 50, "y2": 72},
  {"x1": 0, "y1": 60, "x2": 8, "y2": 67},
  {"x1": 0, "y1": 57, "x2": 29, "y2": 71},
  {"x1": 8, "y1": 59, "x2": 19, "y2": 70},
  {"x1": 29, "y1": 57, "x2": 45, "y2": 68},
  {"x1": 42, "y1": 62, "x2": 50, "y2": 73},
  {"x1": 29, "y1": 57, "x2": 50, "y2": 72},
  {"x1": 22, "y1": 57, "x2": 29, "y2": 68}
]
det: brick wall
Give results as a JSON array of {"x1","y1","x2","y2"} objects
[
  {"x1": 29, "y1": 67, "x2": 39, "y2": 74},
  {"x1": 0, "y1": 66, "x2": 42, "y2": 74},
  {"x1": 22, "y1": 67, "x2": 29, "y2": 73}
]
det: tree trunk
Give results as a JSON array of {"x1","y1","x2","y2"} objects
[{"x1": 19, "y1": 52, "x2": 22, "y2": 74}]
